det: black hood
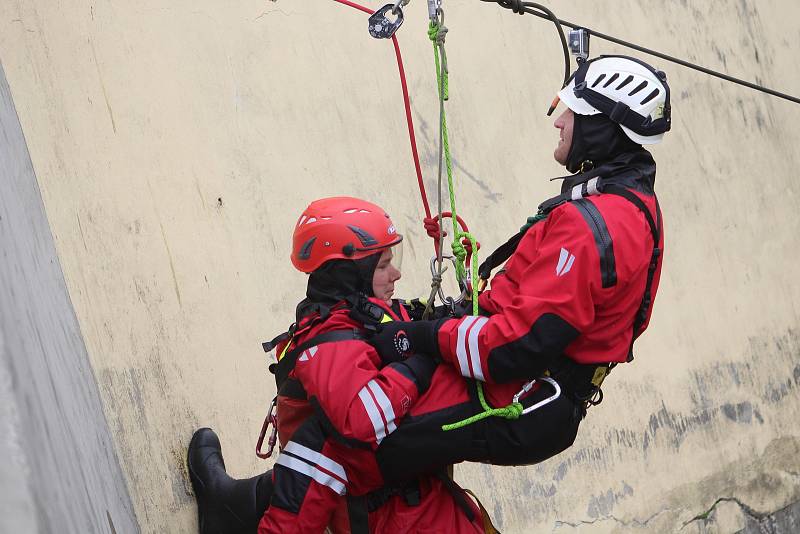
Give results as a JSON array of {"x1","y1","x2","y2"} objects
[
  {"x1": 295, "y1": 254, "x2": 381, "y2": 321},
  {"x1": 565, "y1": 113, "x2": 643, "y2": 174}
]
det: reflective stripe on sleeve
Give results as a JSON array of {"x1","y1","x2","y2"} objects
[
  {"x1": 366, "y1": 380, "x2": 397, "y2": 435},
  {"x1": 467, "y1": 317, "x2": 489, "y2": 381},
  {"x1": 358, "y1": 385, "x2": 387, "y2": 444},
  {"x1": 456, "y1": 316, "x2": 479, "y2": 379}
]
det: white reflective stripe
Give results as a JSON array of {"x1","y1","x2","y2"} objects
[
  {"x1": 467, "y1": 317, "x2": 489, "y2": 381},
  {"x1": 563, "y1": 254, "x2": 576, "y2": 275},
  {"x1": 587, "y1": 177, "x2": 600, "y2": 196},
  {"x1": 276, "y1": 454, "x2": 346, "y2": 496},
  {"x1": 284, "y1": 441, "x2": 347, "y2": 482},
  {"x1": 357, "y1": 386, "x2": 387, "y2": 443},
  {"x1": 556, "y1": 248, "x2": 569, "y2": 275},
  {"x1": 366, "y1": 380, "x2": 397, "y2": 435},
  {"x1": 571, "y1": 184, "x2": 583, "y2": 200},
  {"x1": 456, "y1": 316, "x2": 479, "y2": 379}
]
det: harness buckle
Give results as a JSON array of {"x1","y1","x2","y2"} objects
[
  {"x1": 512, "y1": 377, "x2": 561, "y2": 415},
  {"x1": 256, "y1": 397, "x2": 279, "y2": 459}
]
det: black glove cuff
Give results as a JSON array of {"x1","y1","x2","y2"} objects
[
  {"x1": 407, "y1": 318, "x2": 447, "y2": 358},
  {"x1": 398, "y1": 354, "x2": 439, "y2": 395}
]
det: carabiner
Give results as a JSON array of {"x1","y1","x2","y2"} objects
[
  {"x1": 256, "y1": 397, "x2": 279, "y2": 459},
  {"x1": 392, "y1": 0, "x2": 411, "y2": 15},
  {"x1": 427, "y1": 0, "x2": 441, "y2": 20},
  {"x1": 429, "y1": 255, "x2": 466, "y2": 305},
  {"x1": 512, "y1": 377, "x2": 561, "y2": 416}
]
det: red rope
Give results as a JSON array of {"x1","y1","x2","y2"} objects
[{"x1": 331, "y1": 0, "x2": 433, "y2": 221}]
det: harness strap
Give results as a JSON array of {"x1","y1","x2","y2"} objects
[
  {"x1": 271, "y1": 329, "x2": 365, "y2": 391},
  {"x1": 434, "y1": 469, "x2": 476, "y2": 523},
  {"x1": 602, "y1": 185, "x2": 662, "y2": 359}
]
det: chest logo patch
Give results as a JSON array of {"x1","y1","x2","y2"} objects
[
  {"x1": 556, "y1": 247, "x2": 576, "y2": 277},
  {"x1": 298, "y1": 346, "x2": 318, "y2": 362}
]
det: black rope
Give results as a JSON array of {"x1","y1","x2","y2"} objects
[
  {"x1": 482, "y1": 1, "x2": 571, "y2": 87},
  {"x1": 482, "y1": 0, "x2": 800, "y2": 106}
]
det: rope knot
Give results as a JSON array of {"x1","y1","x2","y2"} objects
[
  {"x1": 503, "y1": 402, "x2": 524, "y2": 419},
  {"x1": 503, "y1": 0, "x2": 526, "y2": 15},
  {"x1": 450, "y1": 240, "x2": 467, "y2": 262},
  {"x1": 428, "y1": 22, "x2": 448, "y2": 45}
]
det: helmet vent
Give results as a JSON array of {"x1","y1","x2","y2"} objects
[
  {"x1": 591, "y1": 74, "x2": 606, "y2": 88},
  {"x1": 629, "y1": 81, "x2": 648, "y2": 96},
  {"x1": 343, "y1": 208, "x2": 372, "y2": 214},
  {"x1": 347, "y1": 225, "x2": 378, "y2": 247},
  {"x1": 603, "y1": 73, "x2": 620, "y2": 88},
  {"x1": 305, "y1": 217, "x2": 317, "y2": 224},
  {"x1": 615, "y1": 75, "x2": 634, "y2": 90},
  {"x1": 640, "y1": 88, "x2": 660, "y2": 105},
  {"x1": 298, "y1": 237, "x2": 316, "y2": 260},
  {"x1": 297, "y1": 215, "x2": 307, "y2": 227}
]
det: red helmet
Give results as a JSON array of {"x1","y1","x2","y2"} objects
[{"x1": 291, "y1": 197, "x2": 403, "y2": 273}]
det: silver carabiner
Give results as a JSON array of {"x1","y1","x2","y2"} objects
[
  {"x1": 392, "y1": 0, "x2": 410, "y2": 15},
  {"x1": 427, "y1": 0, "x2": 441, "y2": 20},
  {"x1": 512, "y1": 377, "x2": 561, "y2": 416},
  {"x1": 429, "y1": 255, "x2": 466, "y2": 305}
]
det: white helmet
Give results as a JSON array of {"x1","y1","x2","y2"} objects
[{"x1": 558, "y1": 55, "x2": 671, "y2": 145}]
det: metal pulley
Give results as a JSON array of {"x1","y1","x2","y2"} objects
[{"x1": 368, "y1": 3, "x2": 405, "y2": 39}]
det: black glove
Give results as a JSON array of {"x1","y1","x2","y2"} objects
[
  {"x1": 369, "y1": 320, "x2": 445, "y2": 363},
  {"x1": 389, "y1": 354, "x2": 438, "y2": 394}
]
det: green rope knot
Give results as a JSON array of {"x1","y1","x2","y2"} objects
[
  {"x1": 450, "y1": 239, "x2": 466, "y2": 263},
  {"x1": 429, "y1": 21, "x2": 449, "y2": 100},
  {"x1": 441, "y1": 382, "x2": 523, "y2": 431}
]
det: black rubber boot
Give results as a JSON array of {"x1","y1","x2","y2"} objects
[{"x1": 188, "y1": 428, "x2": 273, "y2": 534}]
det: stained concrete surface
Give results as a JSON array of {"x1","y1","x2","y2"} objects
[
  {"x1": 0, "y1": 63, "x2": 138, "y2": 533},
  {"x1": 0, "y1": 0, "x2": 799, "y2": 532}
]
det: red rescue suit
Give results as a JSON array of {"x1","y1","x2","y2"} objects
[
  {"x1": 261, "y1": 180, "x2": 663, "y2": 531},
  {"x1": 259, "y1": 300, "x2": 485, "y2": 534},
  {"x1": 436, "y1": 186, "x2": 664, "y2": 403}
]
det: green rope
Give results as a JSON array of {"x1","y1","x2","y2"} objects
[
  {"x1": 429, "y1": 20, "x2": 480, "y2": 314},
  {"x1": 442, "y1": 381, "x2": 523, "y2": 431}
]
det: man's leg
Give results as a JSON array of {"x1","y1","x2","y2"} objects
[{"x1": 188, "y1": 428, "x2": 273, "y2": 534}]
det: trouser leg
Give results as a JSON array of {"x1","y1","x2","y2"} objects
[{"x1": 376, "y1": 383, "x2": 583, "y2": 484}]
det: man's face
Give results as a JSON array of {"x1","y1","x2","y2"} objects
[
  {"x1": 372, "y1": 248, "x2": 401, "y2": 304},
  {"x1": 553, "y1": 108, "x2": 575, "y2": 166}
]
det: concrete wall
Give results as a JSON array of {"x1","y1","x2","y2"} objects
[
  {"x1": 0, "y1": 62, "x2": 137, "y2": 533},
  {"x1": 0, "y1": 0, "x2": 798, "y2": 532}
]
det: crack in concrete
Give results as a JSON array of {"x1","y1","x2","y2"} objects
[
  {"x1": 681, "y1": 497, "x2": 765, "y2": 529},
  {"x1": 551, "y1": 507, "x2": 673, "y2": 532}
]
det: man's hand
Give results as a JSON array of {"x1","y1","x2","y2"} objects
[{"x1": 369, "y1": 320, "x2": 444, "y2": 363}]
